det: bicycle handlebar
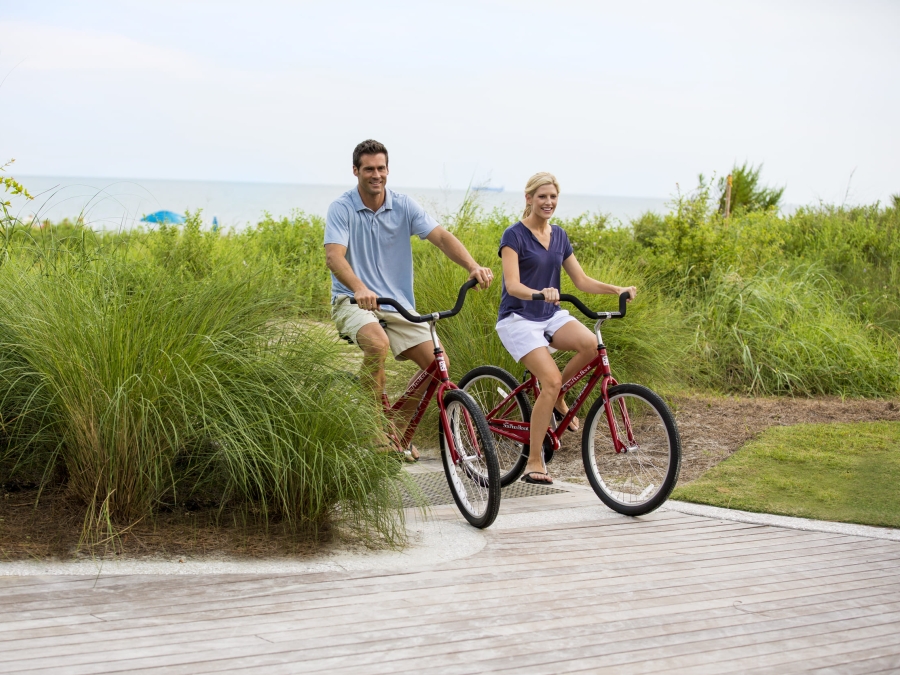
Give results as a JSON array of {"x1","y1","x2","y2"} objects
[
  {"x1": 350, "y1": 278, "x2": 479, "y2": 323},
  {"x1": 530, "y1": 290, "x2": 630, "y2": 320}
]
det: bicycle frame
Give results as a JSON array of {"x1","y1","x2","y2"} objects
[
  {"x1": 381, "y1": 321, "x2": 474, "y2": 464},
  {"x1": 483, "y1": 319, "x2": 636, "y2": 454}
]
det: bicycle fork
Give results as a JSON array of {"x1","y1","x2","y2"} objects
[
  {"x1": 595, "y1": 343, "x2": 637, "y2": 454},
  {"x1": 431, "y1": 321, "x2": 479, "y2": 466}
]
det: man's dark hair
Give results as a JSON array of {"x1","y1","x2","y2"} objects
[{"x1": 353, "y1": 140, "x2": 389, "y2": 168}]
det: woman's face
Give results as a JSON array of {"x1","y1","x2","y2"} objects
[{"x1": 526, "y1": 184, "x2": 559, "y2": 221}]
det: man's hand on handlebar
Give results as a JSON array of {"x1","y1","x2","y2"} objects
[
  {"x1": 468, "y1": 265, "x2": 494, "y2": 290},
  {"x1": 354, "y1": 287, "x2": 380, "y2": 311}
]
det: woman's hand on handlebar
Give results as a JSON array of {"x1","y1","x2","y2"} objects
[
  {"x1": 539, "y1": 287, "x2": 560, "y2": 305},
  {"x1": 618, "y1": 286, "x2": 637, "y2": 302},
  {"x1": 354, "y1": 287, "x2": 380, "y2": 311}
]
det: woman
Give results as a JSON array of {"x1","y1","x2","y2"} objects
[{"x1": 496, "y1": 172, "x2": 636, "y2": 485}]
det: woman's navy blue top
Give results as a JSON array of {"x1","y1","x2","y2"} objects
[{"x1": 497, "y1": 221, "x2": 574, "y2": 322}]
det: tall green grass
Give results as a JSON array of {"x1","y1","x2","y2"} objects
[
  {"x1": 690, "y1": 264, "x2": 899, "y2": 396},
  {"x1": 3, "y1": 189, "x2": 899, "y2": 548},
  {"x1": 0, "y1": 240, "x2": 409, "y2": 544},
  {"x1": 409, "y1": 194, "x2": 899, "y2": 398}
]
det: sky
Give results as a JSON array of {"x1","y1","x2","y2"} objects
[{"x1": 1, "y1": 0, "x2": 898, "y2": 205}]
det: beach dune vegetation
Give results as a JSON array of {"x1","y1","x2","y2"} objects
[
  {"x1": 1, "y1": 170, "x2": 898, "y2": 547},
  {"x1": 0, "y1": 237, "x2": 408, "y2": 546}
]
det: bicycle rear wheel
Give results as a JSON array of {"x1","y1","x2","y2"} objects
[
  {"x1": 582, "y1": 383, "x2": 681, "y2": 516},
  {"x1": 439, "y1": 389, "x2": 501, "y2": 528},
  {"x1": 458, "y1": 366, "x2": 531, "y2": 486}
]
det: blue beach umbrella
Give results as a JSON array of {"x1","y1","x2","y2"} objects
[{"x1": 141, "y1": 210, "x2": 185, "y2": 225}]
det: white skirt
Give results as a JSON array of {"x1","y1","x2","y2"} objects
[{"x1": 495, "y1": 310, "x2": 579, "y2": 362}]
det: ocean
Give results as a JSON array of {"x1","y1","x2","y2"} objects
[{"x1": 11, "y1": 176, "x2": 669, "y2": 230}]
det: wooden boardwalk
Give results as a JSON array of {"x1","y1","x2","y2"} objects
[{"x1": 2, "y1": 484, "x2": 900, "y2": 673}]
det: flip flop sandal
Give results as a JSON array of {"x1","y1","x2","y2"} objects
[{"x1": 521, "y1": 471, "x2": 553, "y2": 485}]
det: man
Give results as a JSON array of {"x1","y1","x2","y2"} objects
[{"x1": 324, "y1": 139, "x2": 493, "y2": 460}]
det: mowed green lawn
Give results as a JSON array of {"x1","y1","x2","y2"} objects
[{"x1": 672, "y1": 421, "x2": 900, "y2": 528}]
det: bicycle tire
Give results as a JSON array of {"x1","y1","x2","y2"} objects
[
  {"x1": 458, "y1": 366, "x2": 532, "y2": 486},
  {"x1": 438, "y1": 389, "x2": 501, "y2": 528},
  {"x1": 582, "y1": 383, "x2": 681, "y2": 516}
]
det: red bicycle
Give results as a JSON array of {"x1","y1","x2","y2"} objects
[
  {"x1": 351, "y1": 279, "x2": 501, "y2": 528},
  {"x1": 459, "y1": 291, "x2": 682, "y2": 516}
]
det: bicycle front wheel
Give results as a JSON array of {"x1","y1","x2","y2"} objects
[
  {"x1": 582, "y1": 384, "x2": 681, "y2": 516},
  {"x1": 439, "y1": 389, "x2": 501, "y2": 528},
  {"x1": 458, "y1": 365, "x2": 531, "y2": 486}
]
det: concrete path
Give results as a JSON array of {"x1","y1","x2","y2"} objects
[{"x1": 2, "y1": 460, "x2": 899, "y2": 673}]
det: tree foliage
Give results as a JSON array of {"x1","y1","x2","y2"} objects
[{"x1": 718, "y1": 162, "x2": 785, "y2": 214}]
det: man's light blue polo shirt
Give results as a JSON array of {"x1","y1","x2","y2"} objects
[{"x1": 324, "y1": 187, "x2": 439, "y2": 312}]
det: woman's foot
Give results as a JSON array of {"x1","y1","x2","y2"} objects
[
  {"x1": 553, "y1": 404, "x2": 580, "y2": 432},
  {"x1": 521, "y1": 470, "x2": 553, "y2": 485},
  {"x1": 521, "y1": 460, "x2": 553, "y2": 484}
]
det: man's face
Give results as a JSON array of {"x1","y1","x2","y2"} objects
[{"x1": 353, "y1": 153, "x2": 389, "y2": 198}]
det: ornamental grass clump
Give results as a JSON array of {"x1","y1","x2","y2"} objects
[
  {"x1": 0, "y1": 247, "x2": 409, "y2": 544},
  {"x1": 693, "y1": 263, "x2": 900, "y2": 397}
]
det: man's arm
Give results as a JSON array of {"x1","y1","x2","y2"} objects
[
  {"x1": 324, "y1": 243, "x2": 381, "y2": 310},
  {"x1": 424, "y1": 226, "x2": 494, "y2": 289}
]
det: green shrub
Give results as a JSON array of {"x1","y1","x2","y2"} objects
[
  {"x1": 716, "y1": 162, "x2": 785, "y2": 214},
  {"x1": 0, "y1": 250, "x2": 408, "y2": 543},
  {"x1": 692, "y1": 264, "x2": 899, "y2": 396}
]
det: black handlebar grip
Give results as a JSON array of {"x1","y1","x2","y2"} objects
[{"x1": 617, "y1": 290, "x2": 629, "y2": 317}]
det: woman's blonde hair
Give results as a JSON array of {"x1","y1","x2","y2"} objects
[{"x1": 523, "y1": 172, "x2": 561, "y2": 218}]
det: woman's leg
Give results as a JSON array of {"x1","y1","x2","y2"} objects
[
  {"x1": 547, "y1": 320, "x2": 597, "y2": 431},
  {"x1": 519, "y1": 347, "x2": 563, "y2": 483}
]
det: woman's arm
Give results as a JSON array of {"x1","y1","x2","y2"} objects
[
  {"x1": 501, "y1": 247, "x2": 560, "y2": 304},
  {"x1": 562, "y1": 254, "x2": 637, "y2": 300}
]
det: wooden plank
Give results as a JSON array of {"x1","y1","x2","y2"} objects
[
  {"x1": 7, "y1": 572, "x2": 900, "y2": 672},
  {"x1": 72, "y1": 609, "x2": 900, "y2": 675},
  {"x1": 1, "y1": 540, "x2": 892, "y2": 637},
  {"x1": 2, "y1": 506, "x2": 898, "y2": 674},
  {"x1": 1, "y1": 544, "x2": 892, "y2": 660},
  {"x1": 740, "y1": 641, "x2": 900, "y2": 674},
  {"x1": 6, "y1": 579, "x2": 899, "y2": 669},
  {"x1": 50, "y1": 564, "x2": 898, "y2": 638},
  {"x1": 3, "y1": 527, "x2": 886, "y2": 624},
  {"x1": 4, "y1": 578, "x2": 897, "y2": 664},
  {"x1": 0, "y1": 520, "x2": 880, "y2": 620},
  {"x1": 5, "y1": 596, "x2": 892, "y2": 675}
]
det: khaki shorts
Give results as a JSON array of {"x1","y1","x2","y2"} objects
[{"x1": 332, "y1": 295, "x2": 433, "y2": 361}]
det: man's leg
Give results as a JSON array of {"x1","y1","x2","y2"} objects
[
  {"x1": 389, "y1": 340, "x2": 445, "y2": 460},
  {"x1": 331, "y1": 297, "x2": 396, "y2": 449},
  {"x1": 355, "y1": 322, "x2": 392, "y2": 395}
]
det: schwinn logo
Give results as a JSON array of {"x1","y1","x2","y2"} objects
[
  {"x1": 602, "y1": 356, "x2": 609, "y2": 366},
  {"x1": 498, "y1": 422, "x2": 529, "y2": 431},
  {"x1": 411, "y1": 369, "x2": 431, "y2": 388},
  {"x1": 577, "y1": 363, "x2": 593, "y2": 379}
]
